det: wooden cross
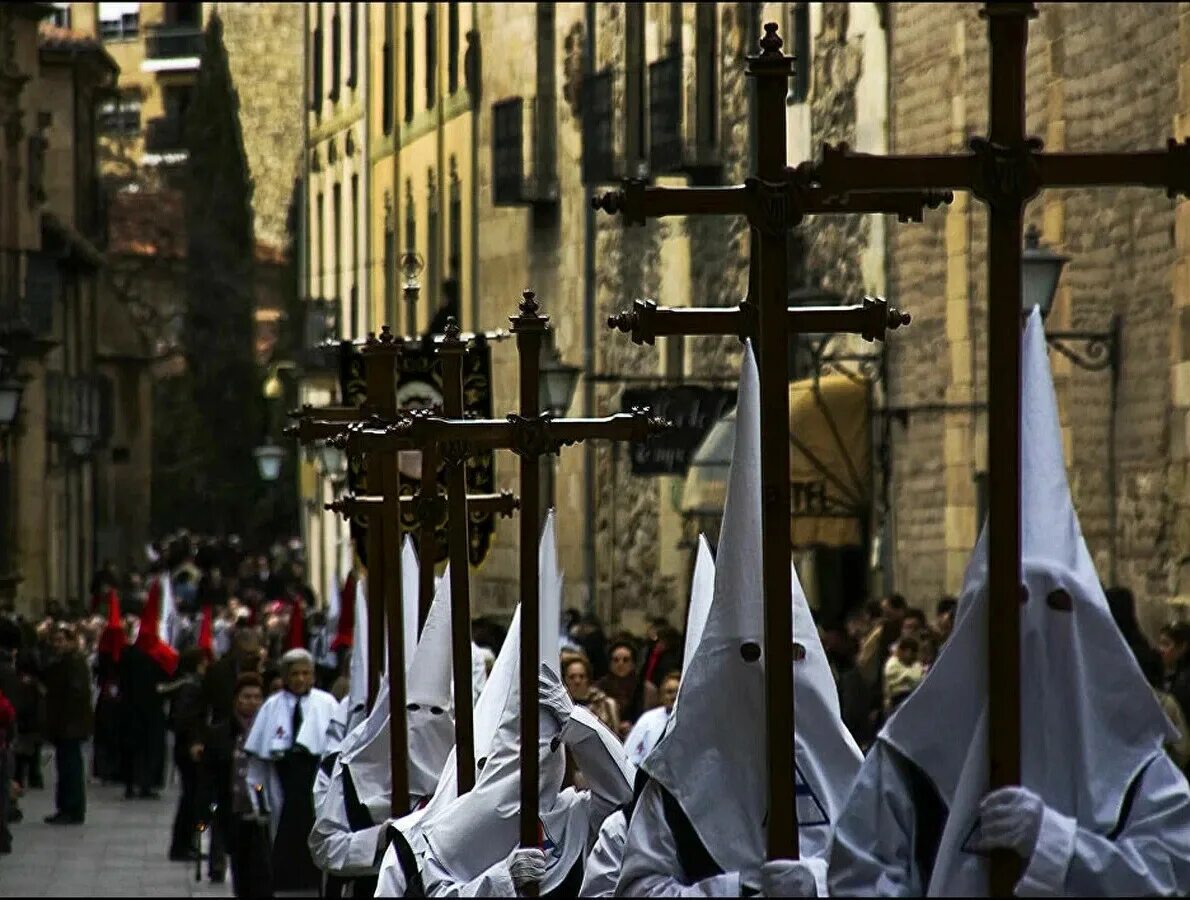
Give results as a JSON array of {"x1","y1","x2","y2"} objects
[
  {"x1": 592, "y1": 25, "x2": 940, "y2": 862},
  {"x1": 797, "y1": 3, "x2": 1189, "y2": 891},
  {"x1": 335, "y1": 291, "x2": 672, "y2": 874},
  {"x1": 290, "y1": 335, "x2": 517, "y2": 805}
]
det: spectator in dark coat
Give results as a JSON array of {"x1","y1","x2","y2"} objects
[
  {"x1": 1107, "y1": 586, "x2": 1163, "y2": 685},
  {"x1": 41, "y1": 624, "x2": 93, "y2": 824},
  {"x1": 202, "y1": 628, "x2": 262, "y2": 725},
  {"x1": 1160, "y1": 622, "x2": 1190, "y2": 729},
  {"x1": 0, "y1": 684, "x2": 15, "y2": 852},
  {"x1": 163, "y1": 648, "x2": 210, "y2": 861},
  {"x1": 641, "y1": 620, "x2": 683, "y2": 692}
]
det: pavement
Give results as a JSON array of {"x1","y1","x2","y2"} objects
[{"x1": 0, "y1": 747, "x2": 233, "y2": 898}]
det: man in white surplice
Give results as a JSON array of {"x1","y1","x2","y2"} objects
[
  {"x1": 828, "y1": 308, "x2": 1190, "y2": 897},
  {"x1": 616, "y1": 343, "x2": 863, "y2": 898}
]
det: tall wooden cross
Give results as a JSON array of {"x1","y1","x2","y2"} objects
[
  {"x1": 800, "y1": 3, "x2": 1190, "y2": 892},
  {"x1": 336, "y1": 291, "x2": 672, "y2": 878},
  {"x1": 593, "y1": 24, "x2": 943, "y2": 862},
  {"x1": 291, "y1": 343, "x2": 516, "y2": 804}
]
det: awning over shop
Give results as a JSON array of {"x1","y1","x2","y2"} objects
[{"x1": 681, "y1": 372, "x2": 871, "y2": 548}]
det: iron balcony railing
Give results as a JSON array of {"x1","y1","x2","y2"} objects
[
  {"x1": 0, "y1": 250, "x2": 56, "y2": 338},
  {"x1": 144, "y1": 24, "x2": 203, "y2": 60}
]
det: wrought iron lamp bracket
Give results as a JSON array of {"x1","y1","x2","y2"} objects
[{"x1": 1044, "y1": 328, "x2": 1119, "y2": 373}]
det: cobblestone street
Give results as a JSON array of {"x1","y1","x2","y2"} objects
[{"x1": 0, "y1": 749, "x2": 231, "y2": 898}]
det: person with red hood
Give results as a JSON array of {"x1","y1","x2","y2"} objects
[
  {"x1": 119, "y1": 570, "x2": 178, "y2": 800},
  {"x1": 92, "y1": 589, "x2": 127, "y2": 783}
]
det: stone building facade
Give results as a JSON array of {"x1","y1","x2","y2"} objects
[{"x1": 884, "y1": 2, "x2": 1190, "y2": 636}]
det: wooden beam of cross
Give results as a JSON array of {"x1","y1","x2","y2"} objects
[
  {"x1": 799, "y1": 4, "x2": 1190, "y2": 893},
  {"x1": 332, "y1": 291, "x2": 673, "y2": 876},
  {"x1": 591, "y1": 23, "x2": 936, "y2": 862},
  {"x1": 326, "y1": 485, "x2": 520, "y2": 797},
  {"x1": 607, "y1": 296, "x2": 910, "y2": 346}
]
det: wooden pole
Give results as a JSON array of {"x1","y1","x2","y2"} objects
[
  {"x1": 362, "y1": 327, "x2": 411, "y2": 816},
  {"x1": 983, "y1": 5, "x2": 1030, "y2": 893},
  {"x1": 361, "y1": 344, "x2": 390, "y2": 712},
  {"x1": 511, "y1": 291, "x2": 545, "y2": 889},
  {"x1": 748, "y1": 24, "x2": 798, "y2": 861},
  {"x1": 438, "y1": 318, "x2": 478, "y2": 794},
  {"x1": 417, "y1": 441, "x2": 441, "y2": 631}
]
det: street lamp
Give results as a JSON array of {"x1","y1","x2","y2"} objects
[
  {"x1": 0, "y1": 349, "x2": 25, "y2": 429},
  {"x1": 401, "y1": 251, "x2": 424, "y2": 338},
  {"x1": 317, "y1": 440, "x2": 347, "y2": 482},
  {"x1": 1021, "y1": 224, "x2": 1069, "y2": 319},
  {"x1": 539, "y1": 342, "x2": 581, "y2": 417},
  {"x1": 254, "y1": 441, "x2": 286, "y2": 482}
]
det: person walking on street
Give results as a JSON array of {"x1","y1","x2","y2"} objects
[
  {"x1": 42, "y1": 624, "x2": 93, "y2": 825},
  {"x1": 163, "y1": 648, "x2": 209, "y2": 862}
]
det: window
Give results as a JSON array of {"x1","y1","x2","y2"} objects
[
  {"x1": 99, "y1": 11, "x2": 139, "y2": 41},
  {"x1": 534, "y1": 3, "x2": 556, "y2": 186},
  {"x1": 315, "y1": 191, "x2": 324, "y2": 296},
  {"x1": 624, "y1": 2, "x2": 646, "y2": 175},
  {"x1": 385, "y1": 206, "x2": 397, "y2": 330},
  {"x1": 425, "y1": 4, "x2": 437, "y2": 109},
  {"x1": 347, "y1": 2, "x2": 359, "y2": 89},
  {"x1": 310, "y1": 23, "x2": 323, "y2": 114},
  {"x1": 330, "y1": 4, "x2": 342, "y2": 102},
  {"x1": 449, "y1": 159, "x2": 461, "y2": 280},
  {"x1": 166, "y1": 2, "x2": 200, "y2": 28},
  {"x1": 648, "y1": 55, "x2": 682, "y2": 172},
  {"x1": 448, "y1": 2, "x2": 460, "y2": 93},
  {"x1": 332, "y1": 182, "x2": 342, "y2": 308},
  {"x1": 404, "y1": 7, "x2": 415, "y2": 123},
  {"x1": 581, "y1": 69, "x2": 614, "y2": 184},
  {"x1": 350, "y1": 174, "x2": 359, "y2": 336},
  {"x1": 695, "y1": 4, "x2": 718, "y2": 151},
  {"x1": 51, "y1": 4, "x2": 70, "y2": 29},
  {"x1": 492, "y1": 98, "x2": 524, "y2": 205},
  {"x1": 404, "y1": 179, "x2": 416, "y2": 255},
  {"x1": 163, "y1": 85, "x2": 192, "y2": 121},
  {"x1": 427, "y1": 169, "x2": 439, "y2": 313},
  {"x1": 789, "y1": 2, "x2": 810, "y2": 104},
  {"x1": 98, "y1": 94, "x2": 141, "y2": 136},
  {"x1": 382, "y1": 5, "x2": 394, "y2": 134}
]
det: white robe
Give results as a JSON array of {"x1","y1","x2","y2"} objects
[
  {"x1": 580, "y1": 809, "x2": 628, "y2": 898},
  {"x1": 828, "y1": 739, "x2": 1190, "y2": 897},
  {"x1": 616, "y1": 782, "x2": 742, "y2": 898},
  {"x1": 243, "y1": 687, "x2": 338, "y2": 836},
  {"x1": 623, "y1": 707, "x2": 669, "y2": 768},
  {"x1": 308, "y1": 755, "x2": 394, "y2": 877}
]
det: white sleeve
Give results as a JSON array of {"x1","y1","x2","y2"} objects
[
  {"x1": 616, "y1": 782, "x2": 741, "y2": 898},
  {"x1": 375, "y1": 841, "x2": 410, "y2": 897},
  {"x1": 422, "y1": 850, "x2": 517, "y2": 898},
  {"x1": 1019, "y1": 753, "x2": 1190, "y2": 897},
  {"x1": 307, "y1": 762, "x2": 388, "y2": 877},
  {"x1": 826, "y1": 741, "x2": 922, "y2": 897},
  {"x1": 580, "y1": 810, "x2": 628, "y2": 898}
]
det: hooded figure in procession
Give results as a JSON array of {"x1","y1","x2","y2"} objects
[
  {"x1": 374, "y1": 511, "x2": 635, "y2": 897},
  {"x1": 616, "y1": 342, "x2": 863, "y2": 898},
  {"x1": 828, "y1": 308, "x2": 1190, "y2": 897},
  {"x1": 309, "y1": 566, "x2": 459, "y2": 895},
  {"x1": 579, "y1": 533, "x2": 716, "y2": 898},
  {"x1": 244, "y1": 646, "x2": 339, "y2": 893}
]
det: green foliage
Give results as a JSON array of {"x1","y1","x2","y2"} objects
[{"x1": 152, "y1": 13, "x2": 270, "y2": 542}]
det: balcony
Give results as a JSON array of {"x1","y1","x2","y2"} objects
[
  {"x1": 144, "y1": 116, "x2": 187, "y2": 155},
  {"x1": 47, "y1": 372, "x2": 109, "y2": 456},
  {"x1": 0, "y1": 250, "x2": 56, "y2": 341},
  {"x1": 142, "y1": 25, "x2": 203, "y2": 72},
  {"x1": 300, "y1": 297, "x2": 339, "y2": 370}
]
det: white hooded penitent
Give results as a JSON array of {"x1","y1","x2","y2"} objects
[
  {"x1": 641, "y1": 341, "x2": 862, "y2": 880},
  {"x1": 886, "y1": 308, "x2": 1179, "y2": 894}
]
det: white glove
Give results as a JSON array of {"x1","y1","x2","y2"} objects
[
  {"x1": 509, "y1": 847, "x2": 547, "y2": 895},
  {"x1": 977, "y1": 786, "x2": 1045, "y2": 858},
  {"x1": 760, "y1": 858, "x2": 823, "y2": 897},
  {"x1": 539, "y1": 663, "x2": 574, "y2": 730}
]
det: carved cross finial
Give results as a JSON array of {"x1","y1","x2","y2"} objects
[
  {"x1": 378, "y1": 325, "x2": 395, "y2": 344},
  {"x1": 520, "y1": 290, "x2": 540, "y2": 317},
  {"x1": 365, "y1": 331, "x2": 379, "y2": 346},
  {"x1": 759, "y1": 22, "x2": 783, "y2": 56},
  {"x1": 443, "y1": 316, "x2": 462, "y2": 343}
]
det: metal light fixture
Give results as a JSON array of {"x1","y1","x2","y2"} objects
[
  {"x1": 401, "y1": 251, "x2": 424, "y2": 338},
  {"x1": 254, "y1": 441, "x2": 286, "y2": 482},
  {"x1": 0, "y1": 349, "x2": 25, "y2": 429},
  {"x1": 68, "y1": 434, "x2": 92, "y2": 459},
  {"x1": 317, "y1": 441, "x2": 347, "y2": 480},
  {"x1": 539, "y1": 342, "x2": 581, "y2": 417},
  {"x1": 1022, "y1": 225, "x2": 1068, "y2": 320}
]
